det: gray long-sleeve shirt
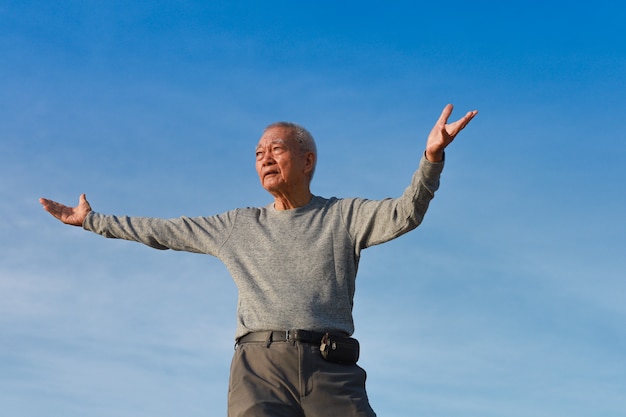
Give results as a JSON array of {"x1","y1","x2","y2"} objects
[{"x1": 84, "y1": 155, "x2": 443, "y2": 338}]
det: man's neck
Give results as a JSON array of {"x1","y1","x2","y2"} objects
[{"x1": 272, "y1": 191, "x2": 313, "y2": 210}]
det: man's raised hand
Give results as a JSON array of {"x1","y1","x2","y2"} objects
[{"x1": 426, "y1": 104, "x2": 478, "y2": 162}]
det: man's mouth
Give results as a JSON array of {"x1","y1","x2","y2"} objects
[{"x1": 263, "y1": 170, "x2": 279, "y2": 179}]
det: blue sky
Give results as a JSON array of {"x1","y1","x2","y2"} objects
[{"x1": 1, "y1": 1, "x2": 625, "y2": 416}]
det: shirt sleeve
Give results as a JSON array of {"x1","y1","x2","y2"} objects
[
  {"x1": 341, "y1": 154, "x2": 444, "y2": 250},
  {"x1": 82, "y1": 210, "x2": 237, "y2": 256}
]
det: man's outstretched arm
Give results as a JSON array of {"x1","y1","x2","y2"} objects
[
  {"x1": 39, "y1": 193, "x2": 92, "y2": 227},
  {"x1": 425, "y1": 104, "x2": 478, "y2": 162}
]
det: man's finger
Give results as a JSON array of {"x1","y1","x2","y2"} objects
[
  {"x1": 437, "y1": 104, "x2": 454, "y2": 125},
  {"x1": 447, "y1": 110, "x2": 478, "y2": 136},
  {"x1": 79, "y1": 193, "x2": 90, "y2": 208}
]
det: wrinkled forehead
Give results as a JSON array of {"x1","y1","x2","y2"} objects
[
  {"x1": 255, "y1": 138, "x2": 287, "y2": 152},
  {"x1": 256, "y1": 126, "x2": 295, "y2": 148}
]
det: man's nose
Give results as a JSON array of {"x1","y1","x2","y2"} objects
[{"x1": 260, "y1": 152, "x2": 275, "y2": 165}]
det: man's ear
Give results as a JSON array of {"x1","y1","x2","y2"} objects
[{"x1": 304, "y1": 151, "x2": 316, "y2": 174}]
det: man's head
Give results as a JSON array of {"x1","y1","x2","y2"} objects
[
  {"x1": 263, "y1": 122, "x2": 317, "y2": 173},
  {"x1": 255, "y1": 122, "x2": 317, "y2": 201}
]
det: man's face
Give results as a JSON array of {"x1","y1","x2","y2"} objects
[{"x1": 255, "y1": 126, "x2": 312, "y2": 196}]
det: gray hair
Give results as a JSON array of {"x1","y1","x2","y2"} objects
[{"x1": 264, "y1": 121, "x2": 317, "y2": 179}]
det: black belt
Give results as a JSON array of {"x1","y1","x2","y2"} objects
[{"x1": 237, "y1": 330, "x2": 332, "y2": 346}]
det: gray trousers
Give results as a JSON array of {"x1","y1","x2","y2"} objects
[{"x1": 228, "y1": 340, "x2": 377, "y2": 417}]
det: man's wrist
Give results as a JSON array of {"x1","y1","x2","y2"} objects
[{"x1": 425, "y1": 150, "x2": 444, "y2": 163}]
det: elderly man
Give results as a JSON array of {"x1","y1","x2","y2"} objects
[{"x1": 40, "y1": 104, "x2": 477, "y2": 417}]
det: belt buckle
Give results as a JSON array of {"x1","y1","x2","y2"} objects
[{"x1": 285, "y1": 330, "x2": 292, "y2": 342}]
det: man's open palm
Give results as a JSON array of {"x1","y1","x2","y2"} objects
[{"x1": 39, "y1": 193, "x2": 92, "y2": 227}]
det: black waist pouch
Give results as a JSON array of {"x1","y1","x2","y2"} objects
[{"x1": 319, "y1": 333, "x2": 360, "y2": 365}]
